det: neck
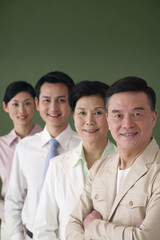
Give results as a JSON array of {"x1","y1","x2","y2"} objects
[
  {"x1": 83, "y1": 138, "x2": 108, "y2": 169},
  {"x1": 46, "y1": 123, "x2": 68, "y2": 138},
  {"x1": 118, "y1": 139, "x2": 151, "y2": 170},
  {"x1": 14, "y1": 122, "x2": 34, "y2": 139}
]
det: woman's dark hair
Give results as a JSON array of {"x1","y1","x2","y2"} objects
[
  {"x1": 105, "y1": 76, "x2": 156, "y2": 111},
  {"x1": 69, "y1": 80, "x2": 110, "y2": 112},
  {"x1": 3, "y1": 81, "x2": 36, "y2": 104}
]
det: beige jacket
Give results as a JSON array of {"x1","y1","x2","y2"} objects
[{"x1": 66, "y1": 138, "x2": 160, "y2": 240}]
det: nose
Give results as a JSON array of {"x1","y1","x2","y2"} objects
[
  {"x1": 86, "y1": 113, "x2": 95, "y2": 125},
  {"x1": 18, "y1": 104, "x2": 26, "y2": 113},
  {"x1": 122, "y1": 115, "x2": 134, "y2": 129},
  {"x1": 49, "y1": 100, "x2": 59, "y2": 112}
]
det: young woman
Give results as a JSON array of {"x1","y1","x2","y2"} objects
[
  {"x1": 34, "y1": 80, "x2": 117, "y2": 240},
  {"x1": 0, "y1": 81, "x2": 42, "y2": 240}
]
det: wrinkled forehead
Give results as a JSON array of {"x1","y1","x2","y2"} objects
[{"x1": 107, "y1": 91, "x2": 150, "y2": 111}]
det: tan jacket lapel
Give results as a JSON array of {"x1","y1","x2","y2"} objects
[{"x1": 108, "y1": 154, "x2": 148, "y2": 221}]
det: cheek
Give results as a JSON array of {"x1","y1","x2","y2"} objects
[
  {"x1": 8, "y1": 110, "x2": 17, "y2": 121},
  {"x1": 99, "y1": 119, "x2": 108, "y2": 131},
  {"x1": 27, "y1": 107, "x2": 36, "y2": 116},
  {"x1": 108, "y1": 120, "x2": 118, "y2": 133},
  {"x1": 107, "y1": 118, "x2": 113, "y2": 130},
  {"x1": 74, "y1": 118, "x2": 83, "y2": 130},
  {"x1": 64, "y1": 106, "x2": 71, "y2": 117},
  {"x1": 7, "y1": 107, "x2": 16, "y2": 115},
  {"x1": 38, "y1": 104, "x2": 47, "y2": 113}
]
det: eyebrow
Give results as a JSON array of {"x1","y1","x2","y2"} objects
[
  {"x1": 111, "y1": 107, "x2": 145, "y2": 113},
  {"x1": 77, "y1": 106, "x2": 105, "y2": 110},
  {"x1": 42, "y1": 95, "x2": 67, "y2": 98},
  {"x1": 12, "y1": 98, "x2": 32, "y2": 102}
]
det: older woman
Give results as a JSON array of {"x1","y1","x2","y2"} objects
[
  {"x1": 0, "y1": 81, "x2": 42, "y2": 240},
  {"x1": 34, "y1": 80, "x2": 117, "y2": 240}
]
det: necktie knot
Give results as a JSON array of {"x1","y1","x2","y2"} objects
[{"x1": 49, "y1": 138, "x2": 59, "y2": 148}]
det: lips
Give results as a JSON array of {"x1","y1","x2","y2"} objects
[
  {"x1": 48, "y1": 113, "x2": 61, "y2": 118},
  {"x1": 17, "y1": 115, "x2": 27, "y2": 120},
  {"x1": 120, "y1": 132, "x2": 137, "y2": 136},
  {"x1": 85, "y1": 129, "x2": 99, "y2": 133}
]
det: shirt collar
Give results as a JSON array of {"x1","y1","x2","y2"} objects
[
  {"x1": 8, "y1": 124, "x2": 42, "y2": 146},
  {"x1": 39, "y1": 126, "x2": 53, "y2": 147},
  {"x1": 73, "y1": 142, "x2": 87, "y2": 168},
  {"x1": 8, "y1": 129, "x2": 21, "y2": 146},
  {"x1": 40, "y1": 124, "x2": 73, "y2": 148},
  {"x1": 56, "y1": 124, "x2": 74, "y2": 150}
]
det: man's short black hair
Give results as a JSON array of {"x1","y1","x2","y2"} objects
[
  {"x1": 35, "y1": 71, "x2": 74, "y2": 100},
  {"x1": 105, "y1": 76, "x2": 156, "y2": 111}
]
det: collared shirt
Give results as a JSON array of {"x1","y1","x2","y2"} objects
[
  {"x1": 33, "y1": 140, "x2": 117, "y2": 240},
  {"x1": 73, "y1": 140, "x2": 118, "y2": 184},
  {"x1": 4, "y1": 124, "x2": 80, "y2": 240},
  {"x1": 0, "y1": 123, "x2": 42, "y2": 220},
  {"x1": 73, "y1": 143, "x2": 88, "y2": 183}
]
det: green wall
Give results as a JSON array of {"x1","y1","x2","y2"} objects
[{"x1": 0, "y1": 0, "x2": 160, "y2": 144}]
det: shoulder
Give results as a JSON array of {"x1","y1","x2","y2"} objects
[
  {"x1": 0, "y1": 129, "x2": 15, "y2": 146},
  {"x1": 70, "y1": 130, "x2": 81, "y2": 142},
  {"x1": 104, "y1": 140, "x2": 118, "y2": 156},
  {"x1": 30, "y1": 123, "x2": 43, "y2": 135},
  {"x1": 16, "y1": 130, "x2": 43, "y2": 149},
  {"x1": 51, "y1": 145, "x2": 80, "y2": 167},
  {"x1": 91, "y1": 151, "x2": 119, "y2": 176}
]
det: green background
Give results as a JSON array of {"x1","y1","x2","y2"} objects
[{"x1": 0, "y1": 0, "x2": 160, "y2": 144}]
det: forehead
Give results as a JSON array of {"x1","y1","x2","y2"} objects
[
  {"x1": 76, "y1": 95, "x2": 105, "y2": 108},
  {"x1": 11, "y1": 91, "x2": 33, "y2": 100},
  {"x1": 40, "y1": 82, "x2": 69, "y2": 96},
  {"x1": 108, "y1": 91, "x2": 149, "y2": 110}
]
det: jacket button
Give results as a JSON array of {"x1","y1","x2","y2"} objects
[
  {"x1": 129, "y1": 201, "x2": 133, "y2": 206},
  {"x1": 95, "y1": 194, "x2": 98, "y2": 200}
]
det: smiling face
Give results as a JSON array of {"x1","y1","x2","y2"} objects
[
  {"x1": 73, "y1": 95, "x2": 108, "y2": 145},
  {"x1": 3, "y1": 91, "x2": 36, "y2": 128},
  {"x1": 106, "y1": 91, "x2": 157, "y2": 154},
  {"x1": 35, "y1": 82, "x2": 71, "y2": 136}
]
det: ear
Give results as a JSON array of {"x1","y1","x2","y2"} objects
[
  {"x1": 72, "y1": 111, "x2": 75, "y2": 124},
  {"x1": 35, "y1": 97, "x2": 39, "y2": 111},
  {"x1": 2, "y1": 101, "x2": 9, "y2": 113},
  {"x1": 152, "y1": 109, "x2": 158, "y2": 127}
]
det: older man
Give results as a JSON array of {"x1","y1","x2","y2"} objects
[{"x1": 66, "y1": 76, "x2": 160, "y2": 240}]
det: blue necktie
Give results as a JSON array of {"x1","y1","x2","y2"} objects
[{"x1": 43, "y1": 138, "x2": 59, "y2": 181}]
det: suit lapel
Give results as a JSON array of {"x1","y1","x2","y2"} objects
[
  {"x1": 108, "y1": 156, "x2": 148, "y2": 220},
  {"x1": 105, "y1": 154, "x2": 119, "y2": 215}
]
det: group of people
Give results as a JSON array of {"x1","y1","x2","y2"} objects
[{"x1": 0, "y1": 71, "x2": 160, "y2": 240}]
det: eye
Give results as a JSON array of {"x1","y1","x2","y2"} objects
[
  {"x1": 25, "y1": 102, "x2": 32, "y2": 106},
  {"x1": 133, "y1": 112, "x2": 140, "y2": 116},
  {"x1": 12, "y1": 103, "x2": 19, "y2": 107},
  {"x1": 58, "y1": 98, "x2": 65, "y2": 103},
  {"x1": 44, "y1": 99, "x2": 50, "y2": 103},
  {"x1": 115, "y1": 114, "x2": 121, "y2": 118},
  {"x1": 79, "y1": 111, "x2": 85, "y2": 115},
  {"x1": 95, "y1": 111, "x2": 102, "y2": 115}
]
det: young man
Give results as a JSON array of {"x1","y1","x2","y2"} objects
[
  {"x1": 66, "y1": 76, "x2": 160, "y2": 240},
  {"x1": 4, "y1": 71, "x2": 81, "y2": 240}
]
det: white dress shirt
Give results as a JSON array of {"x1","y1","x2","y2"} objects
[
  {"x1": 33, "y1": 140, "x2": 117, "y2": 240},
  {"x1": 4, "y1": 124, "x2": 81, "y2": 240},
  {"x1": 0, "y1": 123, "x2": 42, "y2": 220}
]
